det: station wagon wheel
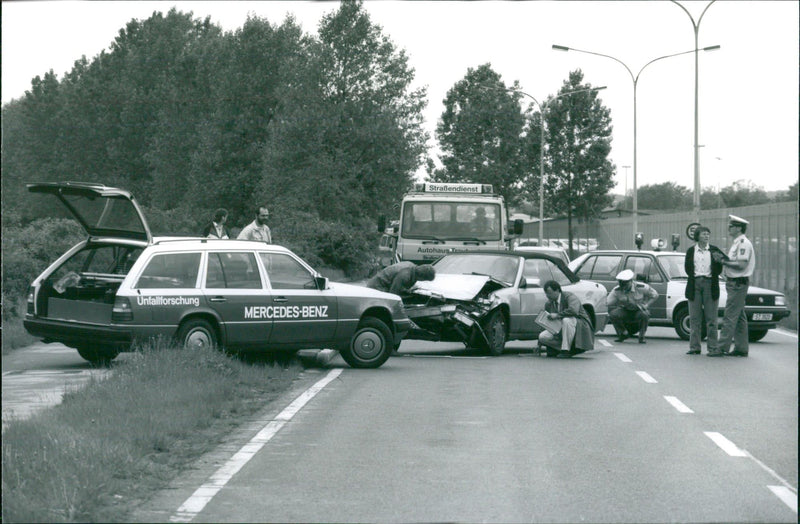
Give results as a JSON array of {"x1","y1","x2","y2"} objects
[
  {"x1": 76, "y1": 346, "x2": 119, "y2": 365},
  {"x1": 340, "y1": 318, "x2": 392, "y2": 369},
  {"x1": 177, "y1": 318, "x2": 218, "y2": 350},
  {"x1": 481, "y1": 310, "x2": 507, "y2": 356}
]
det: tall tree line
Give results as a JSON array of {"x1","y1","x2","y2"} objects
[{"x1": 1, "y1": 2, "x2": 427, "y2": 249}]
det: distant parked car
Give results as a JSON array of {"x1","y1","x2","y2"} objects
[
  {"x1": 568, "y1": 250, "x2": 790, "y2": 341},
  {"x1": 401, "y1": 251, "x2": 608, "y2": 355}
]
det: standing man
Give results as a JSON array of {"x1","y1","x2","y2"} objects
[
  {"x1": 238, "y1": 206, "x2": 272, "y2": 243},
  {"x1": 201, "y1": 208, "x2": 231, "y2": 239},
  {"x1": 716, "y1": 215, "x2": 755, "y2": 357},
  {"x1": 537, "y1": 280, "x2": 595, "y2": 356},
  {"x1": 684, "y1": 226, "x2": 726, "y2": 355},
  {"x1": 607, "y1": 269, "x2": 658, "y2": 344},
  {"x1": 366, "y1": 261, "x2": 436, "y2": 295}
]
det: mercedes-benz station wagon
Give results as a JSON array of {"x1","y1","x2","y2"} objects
[{"x1": 23, "y1": 182, "x2": 410, "y2": 368}]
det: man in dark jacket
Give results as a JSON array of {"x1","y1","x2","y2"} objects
[
  {"x1": 537, "y1": 280, "x2": 595, "y2": 356},
  {"x1": 367, "y1": 262, "x2": 436, "y2": 295},
  {"x1": 684, "y1": 225, "x2": 726, "y2": 355}
]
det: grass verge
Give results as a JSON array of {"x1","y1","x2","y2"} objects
[{"x1": 1, "y1": 341, "x2": 302, "y2": 523}]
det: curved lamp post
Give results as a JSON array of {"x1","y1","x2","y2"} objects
[
  {"x1": 671, "y1": 0, "x2": 718, "y2": 220},
  {"x1": 507, "y1": 86, "x2": 606, "y2": 244},
  {"x1": 552, "y1": 44, "x2": 719, "y2": 240}
]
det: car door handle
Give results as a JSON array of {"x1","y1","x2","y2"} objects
[
  {"x1": 273, "y1": 297, "x2": 288, "y2": 303},
  {"x1": 209, "y1": 296, "x2": 227, "y2": 303}
]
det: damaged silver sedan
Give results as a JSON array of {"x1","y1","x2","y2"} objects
[{"x1": 402, "y1": 251, "x2": 608, "y2": 355}]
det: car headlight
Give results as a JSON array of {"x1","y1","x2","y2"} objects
[
  {"x1": 775, "y1": 296, "x2": 786, "y2": 307},
  {"x1": 441, "y1": 304, "x2": 457, "y2": 313}
]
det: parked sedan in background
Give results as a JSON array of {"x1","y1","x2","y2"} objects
[
  {"x1": 568, "y1": 250, "x2": 790, "y2": 341},
  {"x1": 402, "y1": 251, "x2": 608, "y2": 355}
]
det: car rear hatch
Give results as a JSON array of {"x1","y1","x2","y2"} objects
[{"x1": 27, "y1": 182, "x2": 152, "y2": 243}]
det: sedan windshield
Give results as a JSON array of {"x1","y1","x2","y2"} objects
[{"x1": 434, "y1": 254, "x2": 519, "y2": 284}]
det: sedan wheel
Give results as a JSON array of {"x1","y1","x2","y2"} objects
[
  {"x1": 177, "y1": 319, "x2": 218, "y2": 350},
  {"x1": 482, "y1": 310, "x2": 507, "y2": 356}
]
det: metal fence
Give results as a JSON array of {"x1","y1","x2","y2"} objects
[{"x1": 522, "y1": 201, "x2": 799, "y2": 328}]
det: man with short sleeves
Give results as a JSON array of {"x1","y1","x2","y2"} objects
[
  {"x1": 716, "y1": 215, "x2": 755, "y2": 357},
  {"x1": 238, "y1": 206, "x2": 272, "y2": 243}
]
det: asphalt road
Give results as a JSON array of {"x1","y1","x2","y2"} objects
[{"x1": 4, "y1": 328, "x2": 797, "y2": 522}]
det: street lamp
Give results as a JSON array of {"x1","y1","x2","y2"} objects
[
  {"x1": 552, "y1": 44, "x2": 719, "y2": 240},
  {"x1": 507, "y1": 86, "x2": 606, "y2": 244},
  {"x1": 671, "y1": 0, "x2": 718, "y2": 220}
]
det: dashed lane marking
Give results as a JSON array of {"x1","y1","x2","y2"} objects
[
  {"x1": 614, "y1": 353, "x2": 632, "y2": 363},
  {"x1": 767, "y1": 486, "x2": 797, "y2": 513},
  {"x1": 663, "y1": 395, "x2": 694, "y2": 413},
  {"x1": 704, "y1": 431, "x2": 747, "y2": 457},
  {"x1": 598, "y1": 339, "x2": 613, "y2": 347},
  {"x1": 169, "y1": 368, "x2": 343, "y2": 522},
  {"x1": 635, "y1": 371, "x2": 657, "y2": 383}
]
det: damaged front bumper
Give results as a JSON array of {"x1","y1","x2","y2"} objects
[{"x1": 403, "y1": 301, "x2": 490, "y2": 346}]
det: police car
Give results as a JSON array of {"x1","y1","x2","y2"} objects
[
  {"x1": 568, "y1": 250, "x2": 790, "y2": 341},
  {"x1": 23, "y1": 182, "x2": 410, "y2": 368}
]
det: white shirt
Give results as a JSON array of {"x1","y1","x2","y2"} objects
[
  {"x1": 693, "y1": 244, "x2": 712, "y2": 277},
  {"x1": 725, "y1": 234, "x2": 755, "y2": 278},
  {"x1": 237, "y1": 220, "x2": 272, "y2": 243}
]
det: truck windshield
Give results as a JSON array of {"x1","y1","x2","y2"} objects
[{"x1": 401, "y1": 202, "x2": 501, "y2": 241}]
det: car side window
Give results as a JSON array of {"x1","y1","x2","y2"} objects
[
  {"x1": 259, "y1": 253, "x2": 316, "y2": 290},
  {"x1": 624, "y1": 256, "x2": 662, "y2": 283},
  {"x1": 546, "y1": 260, "x2": 572, "y2": 286},
  {"x1": 590, "y1": 255, "x2": 622, "y2": 280},
  {"x1": 575, "y1": 256, "x2": 596, "y2": 279},
  {"x1": 206, "y1": 252, "x2": 262, "y2": 289},
  {"x1": 136, "y1": 253, "x2": 201, "y2": 289}
]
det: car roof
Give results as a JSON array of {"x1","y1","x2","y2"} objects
[
  {"x1": 146, "y1": 238, "x2": 293, "y2": 253},
  {"x1": 585, "y1": 250, "x2": 684, "y2": 256},
  {"x1": 436, "y1": 249, "x2": 572, "y2": 268}
]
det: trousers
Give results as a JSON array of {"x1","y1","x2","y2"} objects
[
  {"x1": 718, "y1": 279, "x2": 749, "y2": 354},
  {"x1": 538, "y1": 317, "x2": 577, "y2": 350},
  {"x1": 688, "y1": 276, "x2": 719, "y2": 352}
]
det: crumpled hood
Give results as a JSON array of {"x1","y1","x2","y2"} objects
[{"x1": 410, "y1": 273, "x2": 494, "y2": 301}]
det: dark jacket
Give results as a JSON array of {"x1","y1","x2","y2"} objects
[
  {"x1": 367, "y1": 261, "x2": 422, "y2": 295},
  {"x1": 202, "y1": 222, "x2": 232, "y2": 239},
  {"x1": 544, "y1": 291, "x2": 595, "y2": 351},
  {"x1": 684, "y1": 243, "x2": 725, "y2": 301}
]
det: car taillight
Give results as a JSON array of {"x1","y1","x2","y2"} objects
[
  {"x1": 112, "y1": 297, "x2": 133, "y2": 321},
  {"x1": 27, "y1": 286, "x2": 35, "y2": 314}
]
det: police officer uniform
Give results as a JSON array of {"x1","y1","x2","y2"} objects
[
  {"x1": 607, "y1": 269, "x2": 659, "y2": 344},
  {"x1": 716, "y1": 215, "x2": 755, "y2": 357}
]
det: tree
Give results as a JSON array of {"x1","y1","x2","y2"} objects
[
  {"x1": 434, "y1": 63, "x2": 527, "y2": 205},
  {"x1": 542, "y1": 70, "x2": 614, "y2": 258},
  {"x1": 622, "y1": 181, "x2": 692, "y2": 211},
  {"x1": 719, "y1": 180, "x2": 770, "y2": 208},
  {"x1": 774, "y1": 181, "x2": 798, "y2": 203}
]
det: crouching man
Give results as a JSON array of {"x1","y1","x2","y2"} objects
[
  {"x1": 537, "y1": 280, "x2": 595, "y2": 356},
  {"x1": 607, "y1": 269, "x2": 658, "y2": 344}
]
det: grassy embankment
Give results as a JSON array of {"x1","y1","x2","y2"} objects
[{"x1": 1, "y1": 342, "x2": 303, "y2": 523}]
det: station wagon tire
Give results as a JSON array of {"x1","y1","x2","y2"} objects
[
  {"x1": 748, "y1": 329, "x2": 768, "y2": 342},
  {"x1": 76, "y1": 346, "x2": 119, "y2": 365},
  {"x1": 481, "y1": 310, "x2": 507, "y2": 356},
  {"x1": 177, "y1": 319, "x2": 218, "y2": 350},
  {"x1": 340, "y1": 318, "x2": 392, "y2": 369}
]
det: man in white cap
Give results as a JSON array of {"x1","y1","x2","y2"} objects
[
  {"x1": 606, "y1": 269, "x2": 658, "y2": 343},
  {"x1": 715, "y1": 215, "x2": 755, "y2": 357}
]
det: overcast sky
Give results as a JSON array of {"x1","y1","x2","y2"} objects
[{"x1": 2, "y1": 1, "x2": 798, "y2": 194}]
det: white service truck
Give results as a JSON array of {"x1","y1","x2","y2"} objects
[{"x1": 378, "y1": 182, "x2": 523, "y2": 265}]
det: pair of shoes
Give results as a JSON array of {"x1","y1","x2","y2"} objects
[
  {"x1": 615, "y1": 334, "x2": 628, "y2": 342},
  {"x1": 707, "y1": 352, "x2": 724, "y2": 357},
  {"x1": 727, "y1": 351, "x2": 748, "y2": 357},
  {"x1": 686, "y1": 349, "x2": 701, "y2": 355}
]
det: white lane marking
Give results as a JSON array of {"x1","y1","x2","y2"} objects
[
  {"x1": 704, "y1": 431, "x2": 747, "y2": 457},
  {"x1": 169, "y1": 368, "x2": 343, "y2": 522},
  {"x1": 636, "y1": 371, "x2": 657, "y2": 383},
  {"x1": 768, "y1": 486, "x2": 797, "y2": 513},
  {"x1": 598, "y1": 339, "x2": 613, "y2": 348},
  {"x1": 614, "y1": 353, "x2": 632, "y2": 363},
  {"x1": 773, "y1": 328, "x2": 798, "y2": 339},
  {"x1": 664, "y1": 395, "x2": 694, "y2": 413},
  {"x1": 745, "y1": 449, "x2": 798, "y2": 492}
]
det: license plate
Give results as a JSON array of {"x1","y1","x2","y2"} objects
[
  {"x1": 752, "y1": 313, "x2": 772, "y2": 321},
  {"x1": 453, "y1": 311, "x2": 474, "y2": 326}
]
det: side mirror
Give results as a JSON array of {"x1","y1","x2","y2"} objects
[
  {"x1": 378, "y1": 215, "x2": 387, "y2": 233},
  {"x1": 509, "y1": 219, "x2": 524, "y2": 235},
  {"x1": 315, "y1": 276, "x2": 329, "y2": 291},
  {"x1": 524, "y1": 277, "x2": 541, "y2": 288}
]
